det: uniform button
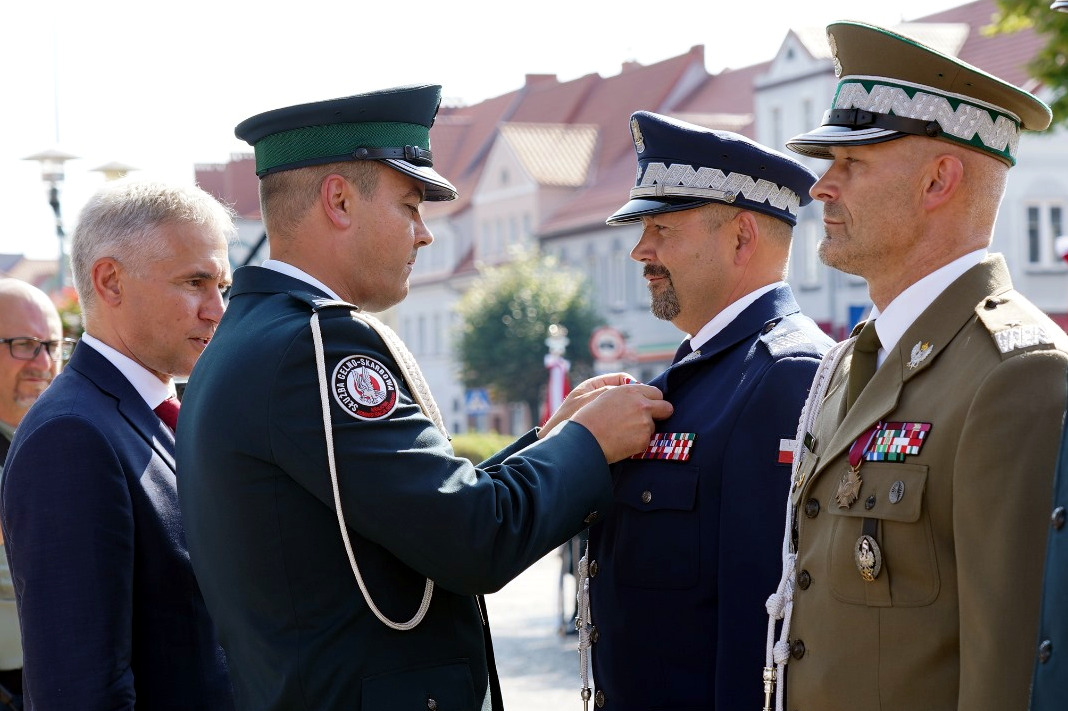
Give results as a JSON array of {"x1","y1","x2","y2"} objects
[
  {"x1": 762, "y1": 321, "x2": 778, "y2": 334},
  {"x1": 590, "y1": 625, "x2": 600, "y2": 643},
  {"x1": 1052, "y1": 507, "x2": 1066, "y2": 531},
  {"x1": 427, "y1": 697, "x2": 438, "y2": 710},
  {"x1": 797, "y1": 570, "x2": 812, "y2": 590},
  {"x1": 865, "y1": 494, "x2": 876, "y2": 510},
  {"x1": 804, "y1": 498, "x2": 820, "y2": 518},
  {"x1": 1039, "y1": 639, "x2": 1053, "y2": 663},
  {"x1": 589, "y1": 560, "x2": 599, "y2": 577},
  {"x1": 640, "y1": 490, "x2": 652, "y2": 504},
  {"x1": 595, "y1": 689, "x2": 605, "y2": 707},
  {"x1": 584, "y1": 512, "x2": 600, "y2": 525},
  {"x1": 790, "y1": 639, "x2": 806, "y2": 659}
]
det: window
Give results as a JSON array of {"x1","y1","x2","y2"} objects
[
  {"x1": 607, "y1": 238, "x2": 627, "y2": 309},
  {"x1": 800, "y1": 219, "x2": 822, "y2": 288},
  {"x1": 1026, "y1": 201, "x2": 1067, "y2": 268}
]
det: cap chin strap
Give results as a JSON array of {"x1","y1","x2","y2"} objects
[
  {"x1": 822, "y1": 108, "x2": 942, "y2": 138},
  {"x1": 352, "y1": 145, "x2": 434, "y2": 166},
  {"x1": 311, "y1": 307, "x2": 444, "y2": 631}
]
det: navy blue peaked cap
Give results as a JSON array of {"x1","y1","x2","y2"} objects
[
  {"x1": 235, "y1": 84, "x2": 457, "y2": 201},
  {"x1": 607, "y1": 111, "x2": 817, "y2": 226}
]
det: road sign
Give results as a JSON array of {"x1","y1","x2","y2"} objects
[
  {"x1": 589, "y1": 326, "x2": 626, "y2": 362},
  {"x1": 465, "y1": 388, "x2": 492, "y2": 415}
]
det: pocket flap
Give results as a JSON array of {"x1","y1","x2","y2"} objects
[
  {"x1": 362, "y1": 660, "x2": 477, "y2": 711},
  {"x1": 824, "y1": 463, "x2": 928, "y2": 523},
  {"x1": 615, "y1": 463, "x2": 699, "y2": 512}
]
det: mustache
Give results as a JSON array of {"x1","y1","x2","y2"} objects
[
  {"x1": 643, "y1": 264, "x2": 671, "y2": 279},
  {"x1": 823, "y1": 204, "x2": 845, "y2": 221}
]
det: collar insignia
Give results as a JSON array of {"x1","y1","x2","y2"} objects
[{"x1": 907, "y1": 341, "x2": 933, "y2": 369}]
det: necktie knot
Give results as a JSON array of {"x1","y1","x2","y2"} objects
[
  {"x1": 672, "y1": 339, "x2": 693, "y2": 364},
  {"x1": 154, "y1": 396, "x2": 181, "y2": 432},
  {"x1": 846, "y1": 321, "x2": 881, "y2": 410}
]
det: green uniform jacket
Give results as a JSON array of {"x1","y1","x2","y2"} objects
[
  {"x1": 785, "y1": 255, "x2": 1068, "y2": 711},
  {"x1": 176, "y1": 266, "x2": 614, "y2": 711}
]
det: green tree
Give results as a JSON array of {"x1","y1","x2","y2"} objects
[
  {"x1": 990, "y1": 0, "x2": 1068, "y2": 127},
  {"x1": 455, "y1": 247, "x2": 602, "y2": 426}
]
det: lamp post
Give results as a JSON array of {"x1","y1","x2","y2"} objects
[{"x1": 23, "y1": 148, "x2": 79, "y2": 291}]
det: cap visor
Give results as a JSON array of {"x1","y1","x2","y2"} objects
[
  {"x1": 786, "y1": 125, "x2": 903, "y2": 159},
  {"x1": 385, "y1": 159, "x2": 458, "y2": 201},
  {"x1": 606, "y1": 197, "x2": 709, "y2": 226}
]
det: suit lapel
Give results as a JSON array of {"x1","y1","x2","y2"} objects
[{"x1": 66, "y1": 344, "x2": 177, "y2": 470}]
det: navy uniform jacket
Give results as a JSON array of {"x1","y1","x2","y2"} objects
[
  {"x1": 0, "y1": 343, "x2": 234, "y2": 711},
  {"x1": 1030, "y1": 375, "x2": 1068, "y2": 711},
  {"x1": 176, "y1": 266, "x2": 615, "y2": 711},
  {"x1": 586, "y1": 285, "x2": 833, "y2": 710}
]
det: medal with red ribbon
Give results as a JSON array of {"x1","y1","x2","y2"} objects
[{"x1": 835, "y1": 422, "x2": 881, "y2": 508}]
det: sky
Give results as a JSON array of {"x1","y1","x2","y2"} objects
[{"x1": 2, "y1": 0, "x2": 974, "y2": 260}]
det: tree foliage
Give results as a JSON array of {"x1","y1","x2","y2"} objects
[
  {"x1": 455, "y1": 247, "x2": 602, "y2": 424},
  {"x1": 990, "y1": 0, "x2": 1068, "y2": 127}
]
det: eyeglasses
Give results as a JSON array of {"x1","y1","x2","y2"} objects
[{"x1": 0, "y1": 337, "x2": 77, "y2": 362}]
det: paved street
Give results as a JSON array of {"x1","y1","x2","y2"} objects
[{"x1": 485, "y1": 547, "x2": 587, "y2": 710}]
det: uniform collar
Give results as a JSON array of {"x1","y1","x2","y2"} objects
[
  {"x1": 868, "y1": 249, "x2": 987, "y2": 366},
  {"x1": 688, "y1": 282, "x2": 783, "y2": 352},
  {"x1": 261, "y1": 259, "x2": 342, "y2": 301}
]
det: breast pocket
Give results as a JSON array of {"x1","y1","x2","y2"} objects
[
  {"x1": 612, "y1": 463, "x2": 700, "y2": 589},
  {"x1": 826, "y1": 463, "x2": 939, "y2": 607},
  {"x1": 361, "y1": 660, "x2": 477, "y2": 711}
]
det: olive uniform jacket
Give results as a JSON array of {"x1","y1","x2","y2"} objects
[
  {"x1": 586, "y1": 285, "x2": 834, "y2": 710},
  {"x1": 176, "y1": 266, "x2": 615, "y2": 711},
  {"x1": 1029, "y1": 379, "x2": 1068, "y2": 711},
  {"x1": 786, "y1": 255, "x2": 1068, "y2": 711}
]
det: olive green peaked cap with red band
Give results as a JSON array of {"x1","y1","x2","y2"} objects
[
  {"x1": 787, "y1": 21, "x2": 1052, "y2": 167},
  {"x1": 235, "y1": 84, "x2": 458, "y2": 201}
]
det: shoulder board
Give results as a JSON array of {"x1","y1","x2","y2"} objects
[
  {"x1": 286, "y1": 290, "x2": 360, "y2": 312},
  {"x1": 760, "y1": 315, "x2": 833, "y2": 358},
  {"x1": 975, "y1": 291, "x2": 1068, "y2": 357}
]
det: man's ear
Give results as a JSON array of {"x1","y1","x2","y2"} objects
[
  {"x1": 922, "y1": 154, "x2": 964, "y2": 211},
  {"x1": 321, "y1": 174, "x2": 354, "y2": 229},
  {"x1": 92, "y1": 258, "x2": 123, "y2": 307},
  {"x1": 732, "y1": 211, "x2": 759, "y2": 266}
]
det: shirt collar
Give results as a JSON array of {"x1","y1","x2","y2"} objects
[
  {"x1": 868, "y1": 248, "x2": 987, "y2": 365},
  {"x1": 79, "y1": 333, "x2": 175, "y2": 409},
  {"x1": 687, "y1": 282, "x2": 783, "y2": 352},
  {"x1": 261, "y1": 259, "x2": 342, "y2": 301}
]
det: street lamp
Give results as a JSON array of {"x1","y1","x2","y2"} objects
[
  {"x1": 91, "y1": 161, "x2": 137, "y2": 181},
  {"x1": 23, "y1": 148, "x2": 79, "y2": 291},
  {"x1": 1053, "y1": 1, "x2": 1068, "y2": 11}
]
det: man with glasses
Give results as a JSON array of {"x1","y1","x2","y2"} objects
[
  {"x1": 0, "y1": 278, "x2": 68, "y2": 710},
  {"x1": 0, "y1": 179, "x2": 236, "y2": 711}
]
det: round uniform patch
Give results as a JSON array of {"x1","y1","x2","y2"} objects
[{"x1": 331, "y1": 355, "x2": 400, "y2": 420}]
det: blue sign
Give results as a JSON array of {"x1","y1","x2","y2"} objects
[{"x1": 465, "y1": 388, "x2": 492, "y2": 415}]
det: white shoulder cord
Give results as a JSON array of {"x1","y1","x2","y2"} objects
[
  {"x1": 310, "y1": 309, "x2": 445, "y2": 631},
  {"x1": 576, "y1": 541, "x2": 593, "y2": 709},
  {"x1": 762, "y1": 337, "x2": 852, "y2": 711}
]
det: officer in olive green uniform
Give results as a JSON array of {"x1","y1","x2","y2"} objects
[
  {"x1": 175, "y1": 85, "x2": 671, "y2": 711},
  {"x1": 761, "y1": 22, "x2": 1068, "y2": 711}
]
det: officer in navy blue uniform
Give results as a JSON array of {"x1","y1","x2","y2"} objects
[
  {"x1": 583, "y1": 112, "x2": 834, "y2": 710},
  {"x1": 175, "y1": 85, "x2": 672, "y2": 711}
]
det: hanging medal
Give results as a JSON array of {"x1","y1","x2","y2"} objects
[{"x1": 835, "y1": 423, "x2": 881, "y2": 508}]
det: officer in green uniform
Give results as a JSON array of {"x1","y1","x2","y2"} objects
[
  {"x1": 761, "y1": 22, "x2": 1068, "y2": 711},
  {"x1": 175, "y1": 84, "x2": 672, "y2": 711}
]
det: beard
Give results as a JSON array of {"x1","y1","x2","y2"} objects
[{"x1": 645, "y1": 264, "x2": 681, "y2": 322}]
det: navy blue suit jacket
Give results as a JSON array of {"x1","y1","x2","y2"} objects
[
  {"x1": 586, "y1": 286, "x2": 833, "y2": 710},
  {"x1": 0, "y1": 343, "x2": 233, "y2": 711}
]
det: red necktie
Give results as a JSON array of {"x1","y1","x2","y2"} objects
[{"x1": 154, "y1": 396, "x2": 181, "y2": 432}]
